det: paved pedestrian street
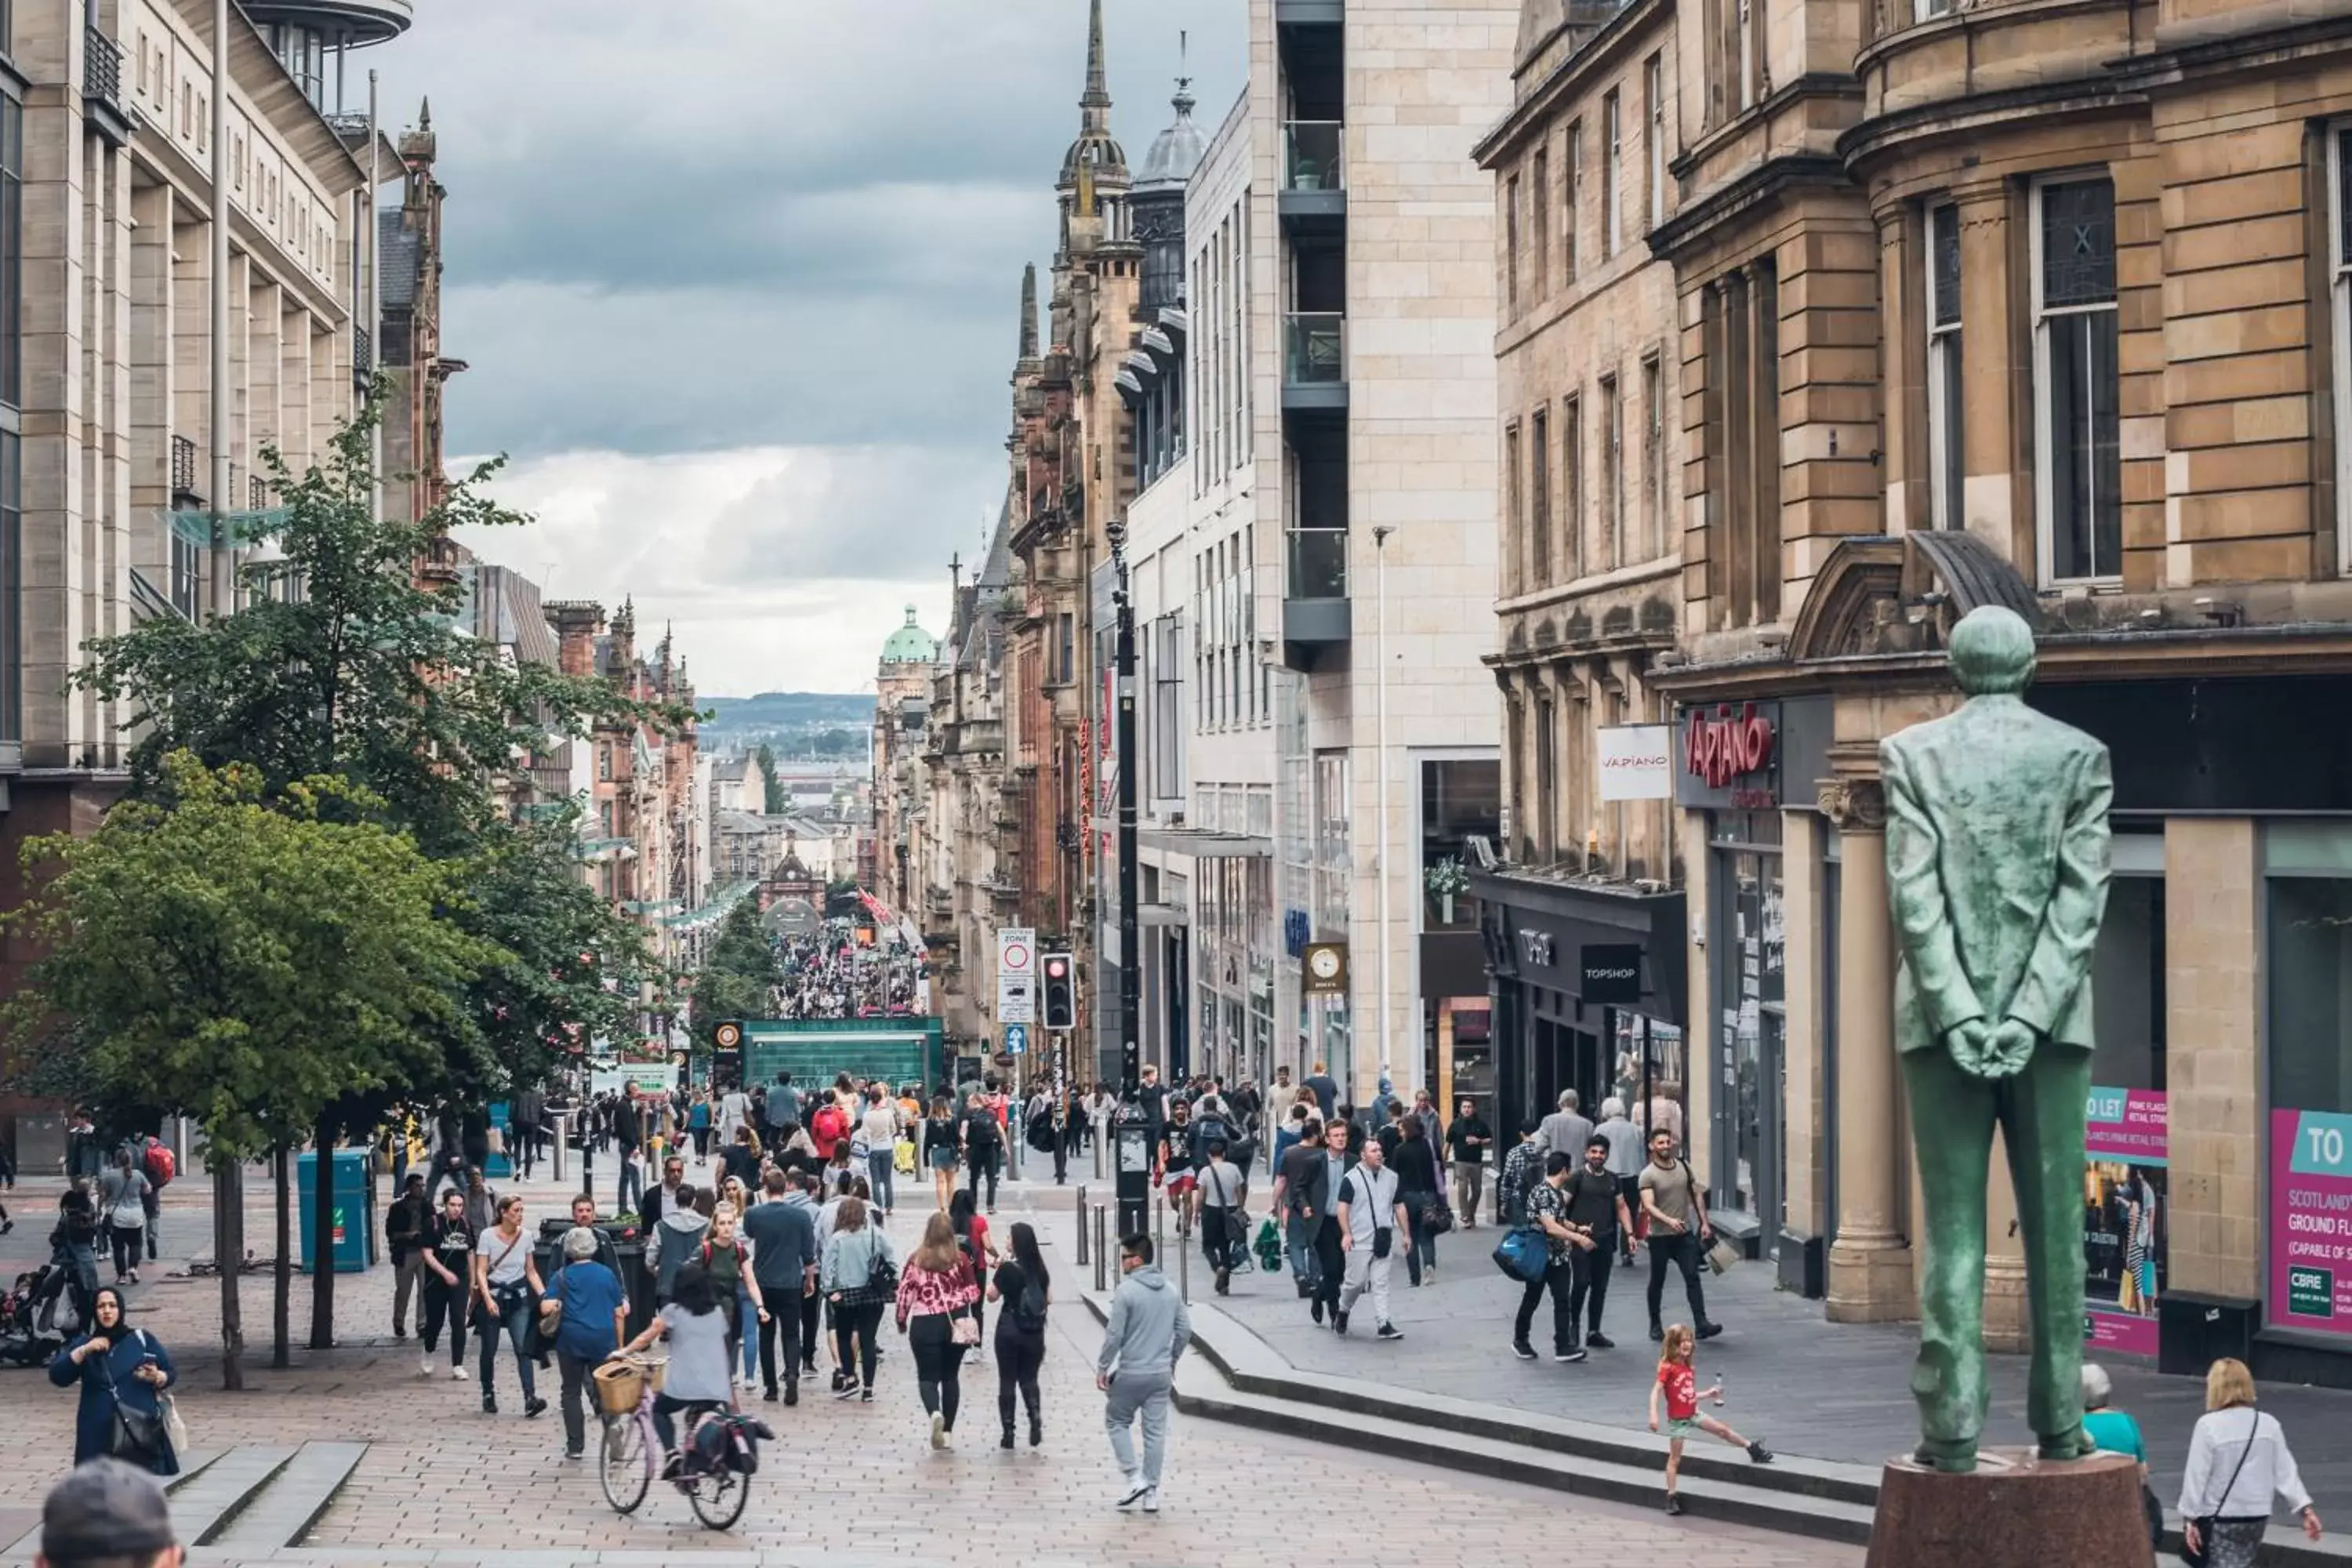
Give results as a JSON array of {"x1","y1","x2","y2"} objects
[{"x1": 0, "y1": 1163, "x2": 1857, "y2": 1567}]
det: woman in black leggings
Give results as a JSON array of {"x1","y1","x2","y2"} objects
[
  {"x1": 988, "y1": 1221, "x2": 1051, "y2": 1448},
  {"x1": 893, "y1": 1211, "x2": 979, "y2": 1450}
]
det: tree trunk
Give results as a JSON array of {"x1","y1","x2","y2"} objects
[
  {"x1": 213, "y1": 1152, "x2": 244, "y2": 1391},
  {"x1": 271, "y1": 1145, "x2": 291, "y2": 1368},
  {"x1": 307, "y1": 1112, "x2": 339, "y2": 1349}
]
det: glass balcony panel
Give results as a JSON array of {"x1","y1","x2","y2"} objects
[
  {"x1": 1287, "y1": 528, "x2": 1347, "y2": 601},
  {"x1": 1284, "y1": 314, "x2": 1346, "y2": 386},
  {"x1": 1283, "y1": 122, "x2": 1344, "y2": 192}
]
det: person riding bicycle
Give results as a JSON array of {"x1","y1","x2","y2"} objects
[{"x1": 614, "y1": 1261, "x2": 733, "y2": 1480}]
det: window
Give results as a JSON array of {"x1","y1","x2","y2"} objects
[
  {"x1": 1601, "y1": 374, "x2": 1624, "y2": 569},
  {"x1": 1565, "y1": 122, "x2": 1581, "y2": 284},
  {"x1": 1602, "y1": 92, "x2": 1621, "y2": 259},
  {"x1": 1531, "y1": 405, "x2": 1552, "y2": 586},
  {"x1": 597, "y1": 744, "x2": 612, "y2": 782},
  {"x1": 1563, "y1": 394, "x2": 1584, "y2": 579},
  {"x1": 1057, "y1": 612, "x2": 1076, "y2": 684},
  {"x1": 1643, "y1": 354, "x2": 1666, "y2": 561},
  {"x1": 1927, "y1": 201, "x2": 1965, "y2": 532},
  {"x1": 1505, "y1": 174, "x2": 1521, "y2": 313},
  {"x1": 1421, "y1": 758, "x2": 1501, "y2": 933},
  {"x1": 2330, "y1": 129, "x2": 2352, "y2": 574},
  {"x1": 0, "y1": 93, "x2": 17, "y2": 409},
  {"x1": 1646, "y1": 54, "x2": 1667, "y2": 232},
  {"x1": 2034, "y1": 176, "x2": 2121, "y2": 583},
  {"x1": 1915, "y1": 0, "x2": 1957, "y2": 16},
  {"x1": 1738, "y1": 0, "x2": 1761, "y2": 112},
  {"x1": 1534, "y1": 697, "x2": 1557, "y2": 861},
  {"x1": 1504, "y1": 422, "x2": 1523, "y2": 594},
  {"x1": 1532, "y1": 147, "x2": 1550, "y2": 298},
  {"x1": 1154, "y1": 615, "x2": 1183, "y2": 798}
]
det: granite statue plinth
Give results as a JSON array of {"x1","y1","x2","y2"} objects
[{"x1": 1867, "y1": 1449, "x2": 2148, "y2": 1568}]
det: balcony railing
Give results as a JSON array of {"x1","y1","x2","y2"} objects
[
  {"x1": 169, "y1": 435, "x2": 201, "y2": 506},
  {"x1": 85, "y1": 26, "x2": 125, "y2": 117},
  {"x1": 1287, "y1": 527, "x2": 1348, "y2": 601},
  {"x1": 1284, "y1": 314, "x2": 1346, "y2": 385},
  {"x1": 1283, "y1": 122, "x2": 1344, "y2": 191},
  {"x1": 352, "y1": 325, "x2": 373, "y2": 383}
]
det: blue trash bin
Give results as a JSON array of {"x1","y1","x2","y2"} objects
[{"x1": 297, "y1": 1149, "x2": 376, "y2": 1273}]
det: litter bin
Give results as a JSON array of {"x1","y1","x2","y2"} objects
[{"x1": 297, "y1": 1149, "x2": 376, "y2": 1273}]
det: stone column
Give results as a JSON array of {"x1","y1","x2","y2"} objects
[
  {"x1": 2166, "y1": 819, "x2": 2262, "y2": 1299},
  {"x1": 1780, "y1": 808, "x2": 1826, "y2": 1243},
  {"x1": 1820, "y1": 773, "x2": 1916, "y2": 1320}
]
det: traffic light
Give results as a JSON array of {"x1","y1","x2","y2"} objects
[{"x1": 1040, "y1": 952, "x2": 1076, "y2": 1031}]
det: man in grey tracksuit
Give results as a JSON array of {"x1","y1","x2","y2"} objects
[{"x1": 1096, "y1": 1232, "x2": 1191, "y2": 1512}]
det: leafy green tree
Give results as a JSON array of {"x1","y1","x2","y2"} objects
[
  {"x1": 69, "y1": 400, "x2": 690, "y2": 1345},
  {"x1": 3, "y1": 757, "x2": 496, "y2": 1388},
  {"x1": 756, "y1": 742, "x2": 786, "y2": 815},
  {"x1": 690, "y1": 898, "x2": 778, "y2": 1036}
]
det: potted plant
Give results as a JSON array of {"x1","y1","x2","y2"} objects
[{"x1": 1425, "y1": 857, "x2": 1468, "y2": 924}]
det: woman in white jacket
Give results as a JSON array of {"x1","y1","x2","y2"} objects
[{"x1": 2178, "y1": 1357, "x2": 2322, "y2": 1567}]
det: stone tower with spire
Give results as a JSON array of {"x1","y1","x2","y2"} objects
[{"x1": 381, "y1": 97, "x2": 465, "y2": 533}]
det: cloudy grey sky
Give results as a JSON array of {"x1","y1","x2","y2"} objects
[{"x1": 387, "y1": 0, "x2": 1246, "y2": 695}]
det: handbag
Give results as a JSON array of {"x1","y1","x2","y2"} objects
[
  {"x1": 104, "y1": 1349, "x2": 167, "y2": 1467},
  {"x1": 1493, "y1": 1227, "x2": 1550, "y2": 1284},
  {"x1": 1706, "y1": 1236, "x2": 1740, "y2": 1274},
  {"x1": 2181, "y1": 1411, "x2": 2259, "y2": 1568},
  {"x1": 1421, "y1": 1196, "x2": 1456, "y2": 1237},
  {"x1": 949, "y1": 1312, "x2": 981, "y2": 1348},
  {"x1": 133, "y1": 1333, "x2": 187, "y2": 1456}
]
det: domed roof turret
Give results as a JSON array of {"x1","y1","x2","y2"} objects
[
  {"x1": 1058, "y1": 0, "x2": 1130, "y2": 191},
  {"x1": 1138, "y1": 78, "x2": 1203, "y2": 190},
  {"x1": 880, "y1": 605, "x2": 939, "y2": 666}
]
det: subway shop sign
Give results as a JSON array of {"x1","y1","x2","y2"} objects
[{"x1": 2270, "y1": 1109, "x2": 2352, "y2": 1334}]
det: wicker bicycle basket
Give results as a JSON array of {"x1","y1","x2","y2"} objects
[{"x1": 592, "y1": 1356, "x2": 663, "y2": 1416}]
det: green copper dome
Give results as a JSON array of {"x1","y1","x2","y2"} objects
[{"x1": 880, "y1": 604, "x2": 938, "y2": 665}]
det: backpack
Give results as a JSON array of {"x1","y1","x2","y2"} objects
[
  {"x1": 1013, "y1": 1269, "x2": 1048, "y2": 1334},
  {"x1": 143, "y1": 1142, "x2": 175, "y2": 1189}
]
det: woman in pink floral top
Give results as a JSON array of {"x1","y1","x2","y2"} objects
[{"x1": 895, "y1": 1210, "x2": 981, "y2": 1449}]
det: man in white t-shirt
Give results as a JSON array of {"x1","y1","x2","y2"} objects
[{"x1": 1334, "y1": 1138, "x2": 1409, "y2": 1341}]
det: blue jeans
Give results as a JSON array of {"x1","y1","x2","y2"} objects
[
  {"x1": 866, "y1": 1150, "x2": 895, "y2": 1211},
  {"x1": 738, "y1": 1285, "x2": 758, "y2": 1379},
  {"x1": 1284, "y1": 1214, "x2": 1320, "y2": 1287},
  {"x1": 478, "y1": 1293, "x2": 537, "y2": 1399}
]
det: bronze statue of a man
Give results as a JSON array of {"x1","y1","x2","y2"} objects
[{"x1": 1880, "y1": 604, "x2": 2111, "y2": 1473}]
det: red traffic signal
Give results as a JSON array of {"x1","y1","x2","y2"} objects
[{"x1": 1041, "y1": 951, "x2": 1076, "y2": 1031}]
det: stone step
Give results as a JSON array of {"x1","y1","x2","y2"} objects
[
  {"x1": 0, "y1": 1451, "x2": 224, "y2": 1561},
  {"x1": 199, "y1": 1443, "x2": 367, "y2": 1552},
  {"x1": 166, "y1": 1445, "x2": 299, "y2": 1550}
]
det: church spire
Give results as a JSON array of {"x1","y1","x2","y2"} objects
[
  {"x1": 1019, "y1": 263, "x2": 1039, "y2": 361},
  {"x1": 1081, "y1": 0, "x2": 1111, "y2": 128}
]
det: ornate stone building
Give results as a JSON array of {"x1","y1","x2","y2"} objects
[
  {"x1": 870, "y1": 604, "x2": 940, "y2": 921},
  {"x1": 378, "y1": 99, "x2": 461, "y2": 526},
  {"x1": 1473, "y1": 0, "x2": 1690, "y2": 1154},
  {"x1": 1463, "y1": 0, "x2": 2352, "y2": 1388}
]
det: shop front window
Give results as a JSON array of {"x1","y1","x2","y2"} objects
[
  {"x1": 1714, "y1": 833, "x2": 1785, "y2": 1234},
  {"x1": 2267, "y1": 863, "x2": 2352, "y2": 1341},
  {"x1": 1420, "y1": 756, "x2": 1499, "y2": 932},
  {"x1": 2084, "y1": 859, "x2": 2165, "y2": 1351}
]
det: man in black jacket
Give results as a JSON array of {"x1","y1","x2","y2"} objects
[
  {"x1": 641, "y1": 1154, "x2": 686, "y2": 1230},
  {"x1": 386, "y1": 1173, "x2": 430, "y2": 1340},
  {"x1": 741, "y1": 1171, "x2": 819, "y2": 1405},
  {"x1": 611, "y1": 1096, "x2": 644, "y2": 1216}
]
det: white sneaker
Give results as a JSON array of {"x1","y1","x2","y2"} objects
[
  {"x1": 1142, "y1": 1487, "x2": 1161, "y2": 1513},
  {"x1": 1116, "y1": 1475, "x2": 1150, "y2": 1510},
  {"x1": 419, "y1": 1353, "x2": 433, "y2": 1377},
  {"x1": 451, "y1": 1365, "x2": 466, "y2": 1381},
  {"x1": 929, "y1": 1412, "x2": 947, "y2": 1450}
]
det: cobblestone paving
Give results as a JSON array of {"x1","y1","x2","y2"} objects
[{"x1": 0, "y1": 1159, "x2": 1859, "y2": 1566}]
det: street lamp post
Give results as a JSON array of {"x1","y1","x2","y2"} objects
[
  {"x1": 1111, "y1": 521, "x2": 1141, "y2": 1098},
  {"x1": 1373, "y1": 524, "x2": 1396, "y2": 1102}
]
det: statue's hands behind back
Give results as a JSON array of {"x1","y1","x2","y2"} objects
[
  {"x1": 1944, "y1": 1018, "x2": 1991, "y2": 1076},
  {"x1": 1980, "y1": 1018, "x2": 2038, "y2": 1079}
]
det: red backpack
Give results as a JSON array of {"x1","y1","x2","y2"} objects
[{"x1": 143, "y1": 1142, "x2": 175, "y2": 1188}]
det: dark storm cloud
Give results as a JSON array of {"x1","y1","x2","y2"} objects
[{"x1": 375, "y1": 0, "x2": 1246, "y2": 457}]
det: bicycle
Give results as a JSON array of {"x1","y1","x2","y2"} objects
[{"x1": 593, "y1": 1352, "x2": 750, "y2": 1530}]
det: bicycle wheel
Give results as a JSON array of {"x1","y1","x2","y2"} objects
[
  {"x1": 688, "y1": 1468, "x2": 749, "y2": 1531},
  {"x1": 599, "y1": 1416, "x2": 650, "y2": 1515}
]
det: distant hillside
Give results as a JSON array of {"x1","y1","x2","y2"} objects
[{"x1": 699, "y1": 691, "x2": 874, "y2": 745}]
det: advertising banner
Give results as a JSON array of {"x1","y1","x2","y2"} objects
[
  {"x1": 2083, "y1": 1086, "x2": 2166, "y2": 1357},
  {"x1": 2270, "y1": 1109, "x2": 2352, "y2": 1338},
  {"x1": 1597, "y1": 724, "x2": 1674, "y2": 801}
]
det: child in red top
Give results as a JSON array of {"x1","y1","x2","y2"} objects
[{"x1": 1648, "y1": 1323, "x2": 1773, "y2": 1515}]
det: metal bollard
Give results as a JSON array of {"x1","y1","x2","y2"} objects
[
  {"x1": 550, "y1": 1112, "x2": 569, "y2": 1185},
  {"x1": 1178, "y1": 1227, "x2": 1189, "y2": 1302},
  {"x1": 1075, "y1": 1186, "x2": 1089, "y2": 1265},
  {"x1": 1094, "y1": 1123, "x2": 1106, "y2": 1181},
  {"x1": 1094, "y1": 1205, "x2": 1109, "y2": 1293}
]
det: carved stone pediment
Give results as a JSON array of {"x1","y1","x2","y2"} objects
[{"x1": 1787, "y1": 532, "x2": 2040, "y2": 664}]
